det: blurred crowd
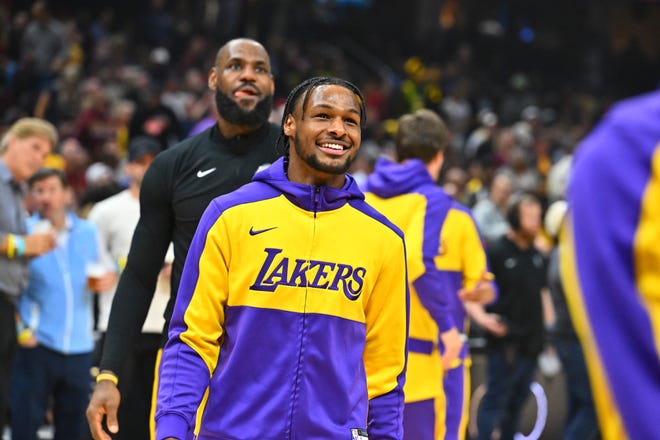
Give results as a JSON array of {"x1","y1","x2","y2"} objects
[{"x1": 1, "y1": 0, "x2": 657, "y2": 216}]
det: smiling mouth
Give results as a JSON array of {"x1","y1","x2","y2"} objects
[{"x1": 318, "y1": 142, "x2": 349, "y2": 155}]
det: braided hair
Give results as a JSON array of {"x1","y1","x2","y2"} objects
[{"x1": 276, "y1": 76, "x2": 366, "y2": 157}]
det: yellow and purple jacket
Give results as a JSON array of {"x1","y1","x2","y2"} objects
[
  {"x1": 156, "y1": 157, "x2": 409, "y2": 440},
  {"x1": 365, "y1": 158, "x2": 491, "y2": 403},
  {"x1": 561, "y1": 90, "x2": 660, "y2": 440}
]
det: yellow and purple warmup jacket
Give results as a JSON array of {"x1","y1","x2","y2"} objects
[
  {"x1": 156, "y1": 157, "x2": 409, "y2": 440},
  {"x1": 365, "y1": 158, "x2": 491, "y2": 437},
  {"x1": 561, "y1": 90, "x2": 660, "y2": 440}
]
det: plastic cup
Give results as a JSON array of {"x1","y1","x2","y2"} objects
[
  {"x1": 86, "y1": 262, "x2": 106, "y2": 292},
  {"x1": 32, "y1": 220, "x2": 53, "y2": 234}
]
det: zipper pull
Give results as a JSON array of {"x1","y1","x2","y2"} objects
[{"x1": 314, "y1": 186, "x2": 321, "y2": 217}]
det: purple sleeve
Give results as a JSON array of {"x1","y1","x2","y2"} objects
[
  {"x1": 367, "y1": 387, "x2": 405, "y2": 439},
  {"x1": 565, "y1": 91, "x2": 660, "y2": 440},
  {"x1": 413, "y1": 273, "x2": 456, "y2": 332},
  {"x1": 413, "y1": 190, "x2": 457, "y2": 332},
  {"x1": 155, "y1": 201, "x2": 223, "y2": 439}
]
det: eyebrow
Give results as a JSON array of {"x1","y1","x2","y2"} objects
[
  {"x1": 226, "y1": 57, "x2": 269, "y2": 65},
  {"x1": 310, "y1": 103, "x2": 360, "y2": 116}
]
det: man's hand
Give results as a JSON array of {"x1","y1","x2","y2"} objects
[
  {"x1": 87, "y1": 376, "x2": 121, "y2": 440},
  {"x1": 17, "y1": 328, "x2": 38, "y2": 348},
  {"x1": 24, "y1": 232, "x2": 56, "y2": 256},
  {"x1": 94, "y1": 272, "x2": 118, "y2": 293},
  {"x1": 458, "y1": 272, "x2": 496, "y2": 304},
  {"x1": 440, "y1": 327, "x2": 464, "y2": 370},
  {"x1": 476, "y1": 313, "x2": 508, "y2": 337},
  {"x1": 465, "y1": 302, "x2": 508, "y2": 337}
]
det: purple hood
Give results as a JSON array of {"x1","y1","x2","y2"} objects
[
  {"x1": 252, "y1": 157, "x2": 365, "y2": 212},
  {"x1": 364, "y1": 157, "x2": 435, "y2": 198}
]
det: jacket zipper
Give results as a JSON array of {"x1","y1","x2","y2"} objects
[
  {"x1": 288, "y1": 186, "x2": 321, "y2": 437},
  {"x1": 313, "y1": 186, "x2": 321, "y2": 218}
]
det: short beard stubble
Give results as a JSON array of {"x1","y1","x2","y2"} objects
[{"x1": 293, "y1": 132, "x2": 355, "y2": 176}]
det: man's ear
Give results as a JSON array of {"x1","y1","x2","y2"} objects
[
  {"x1": 430, "y1": 150, "x2": 444, "y2": 169},
  {"x1": 208, "y1": 67, "x2": 217, "y2": 91},
  {"x1": 283, "y1": 114, "x2": 295, "y2": 137}
]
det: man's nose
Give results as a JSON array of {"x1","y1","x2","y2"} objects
[
  {"x1": 239, "y1": 66, "x2": 257, "y2": 82},
  {"x1": 328, "y1": 117, "x2": 346, "y2": 136}
]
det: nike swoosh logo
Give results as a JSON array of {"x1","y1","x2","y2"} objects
[
  {"x1": 249, "y1": 226, "x2": 277, "y2": 236},
  {"x1": 196, "y1": 167, "x2": 217, "y2": 178}
]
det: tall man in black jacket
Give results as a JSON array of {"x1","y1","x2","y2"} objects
[{"x1": 87, "y1": 38, "x2": 281, "y2": 440}]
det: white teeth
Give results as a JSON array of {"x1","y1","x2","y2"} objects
[{"x1": 321, "y1": 143, "x2": 343, "y2": 150}]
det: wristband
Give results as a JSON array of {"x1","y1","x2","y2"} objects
[
  {"x1": 6, "y1": 234, "x2": 15, "y2": 259},
  {"x1": 96, "y1": 372, "x2": 119, "y2": 386},
  {"x1": 14, "y1": 235, "x2": 25, "y2": 257},
  {"x1": 17, "y1": 327, "x2": 33, "y2": 345}
]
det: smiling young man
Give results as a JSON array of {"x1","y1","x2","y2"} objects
[
  {"x1": 87, "y1": 38, "x2": 282, "y2": 440},
  {"x1": 155, "y1": 77, "x2": 409, "y2": 440}
]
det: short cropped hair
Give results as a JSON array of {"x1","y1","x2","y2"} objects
[
  {"x1": 28, "y1": 167, "x2": 68, "y2": 189},
  {"x1": 395, "y1": 109, "x2": 450, "y2": 164},
  {"x1": 0, "y1": 118, "x2": 58, "y2": 154}
]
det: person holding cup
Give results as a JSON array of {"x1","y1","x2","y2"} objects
[
  {"x1": 0, "y1": 117, "x2": 58, "y2": 433},
  {"x1": 10, "y1": 168, "x2": 114, "y2": 439}
]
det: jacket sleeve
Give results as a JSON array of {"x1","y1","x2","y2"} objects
[
  {"x1": 155, "y1": 200, "x2": 230, "y2": 440},
  {"x1": 454, "y1": 209, "x2": 498, "y2": 302},
  {"x1": 100, "y1": 162, "x2": 173, "y2": 373},
  {"x1": 412, "y1": 197, "x2": 455, "y2": 332},
  {"x1": 561, "y1": 93, "x2": 660, "y2": 440},
  {"x1": 365, "y1": 233, "x2": 409, "y2": 439}
]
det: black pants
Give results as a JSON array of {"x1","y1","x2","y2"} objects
[{"x1": 0, "y1": 293, "x2": 18, "y2": 433}]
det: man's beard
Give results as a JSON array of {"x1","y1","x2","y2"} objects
[
  {"x1": 293, "y1": 132, "x2": 355, "y2": 175},
  {"x1": 215, "y1": 88, "x2": 273, "y2": 127}
]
